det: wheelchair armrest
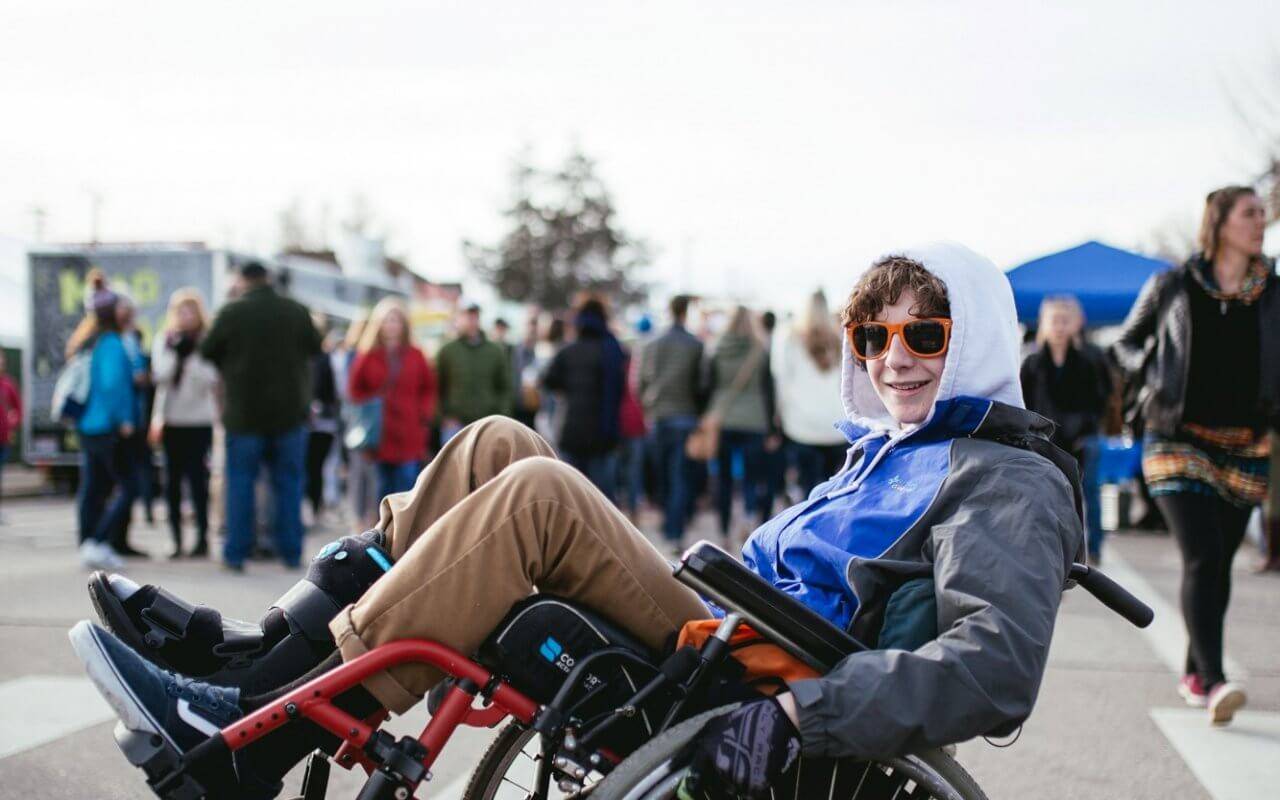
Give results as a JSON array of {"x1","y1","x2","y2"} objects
[{"x1": 674, "y1": 541, "x2": 867, "y2": 673}]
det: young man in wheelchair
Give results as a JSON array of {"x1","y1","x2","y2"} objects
[{"x1": 71, "y1": 242, "x2": 1082, "y2": 799}]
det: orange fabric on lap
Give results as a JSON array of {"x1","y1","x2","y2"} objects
[{"x1": 677, "y1": 619, "x2": 821, "y2": 691}]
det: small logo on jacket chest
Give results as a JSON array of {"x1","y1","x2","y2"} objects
[{"x1": 887, "y1": 475, "x2": 918, "y2": 493}]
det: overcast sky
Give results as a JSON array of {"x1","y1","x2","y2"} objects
[{"x1": 2, "y1": 1, "x2": 1278, "y2": 309}]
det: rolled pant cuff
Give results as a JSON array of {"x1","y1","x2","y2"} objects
[{"x1": 329, "y1": 605, "x2": 421, "y2": 714}]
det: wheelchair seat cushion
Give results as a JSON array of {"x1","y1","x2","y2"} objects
[{"x1": 476, "y1": 595, "x2": 669, "y2": 753}]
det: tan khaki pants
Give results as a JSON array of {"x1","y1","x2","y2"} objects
[{"x1": 328, "y1": 416, "x2": 709, "y2": 713}]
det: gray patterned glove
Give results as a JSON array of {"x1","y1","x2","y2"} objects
[{"x1": 682, "y1": 698, "x2": 801, "y2": 799}]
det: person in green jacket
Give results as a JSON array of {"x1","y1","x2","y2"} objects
[
  {"x1": 436, "y1": 304, "x2": 513, "y2": 442},
  {"x1": 200, "y1": 262, "x2": 322, "y2": 570}
]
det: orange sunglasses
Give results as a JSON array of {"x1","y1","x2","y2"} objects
[{"x1": 846, "y1": 318, "x2": 952, "y2": 361}]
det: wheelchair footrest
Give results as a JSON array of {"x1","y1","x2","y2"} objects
[
  {"x1": 301, "y1": 750, "x2": 330, "y2": 800},
  {"x1": 114, "y1": 723, "x2": 208, "y2": 800}
]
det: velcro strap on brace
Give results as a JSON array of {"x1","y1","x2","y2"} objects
[{"x1": 139, "y1": 589, "x2": 197, "y2": 650}]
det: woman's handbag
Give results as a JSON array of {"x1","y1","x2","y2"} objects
[
  {"x1": 51, "y1": 351, "x2": 92, "y2": 423},
  {"x1": 343, "y1": 397, "x2": 384, "y2": 452},
  {"x1": 684, "y1": 411, "x2": 721, "y2": 462},
  {"x1": 343, "y1": 352, "x2": 402, "y2": 453},
  {"x1": 685, "y1": 345, "x2": 766, "y2": 462}
]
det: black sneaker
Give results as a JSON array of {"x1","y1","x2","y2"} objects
[{"x1": 69, "y1": 621, "x2": 243, "y2": 752}]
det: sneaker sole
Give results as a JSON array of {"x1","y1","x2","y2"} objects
[
  {"x1": 68, "y1": 621, "x2": 176, "y2": 751},
  {"x1": 1209, "y1": 687, "x2": 1247, "y2": 726}
]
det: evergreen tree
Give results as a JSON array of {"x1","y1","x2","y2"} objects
[{"x1": 465, "y1": 149, "x2": 649, "y2": 308}]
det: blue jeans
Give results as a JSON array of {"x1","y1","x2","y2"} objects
[
  {"x1": 78, "y1": 433, "x2": 137, "y2": 545},
  {"x1": 224, "y1": 426, "x2": 307, "y2": 567},
  {"x1": 1079, "y1": 435, "x2": 1104, "y2": 557},
  {"x1": 562, "y1": 450, "x2": 619, "y2": 503},
  {"x1": 654, "y1": 416, "x2": 698, "y2": 542},
  {"x1": 376, "y1": 460, "x2": 420, "y2": 501},
  {"x1": 715, "y1": 430, "x2": 766, "y2": 536},
  {"x1": 793, "y1": 442, "x2": 849, "y2": 499},
  {"x1": 619, "y1": 437, "x2": 646, "y2": 514}
]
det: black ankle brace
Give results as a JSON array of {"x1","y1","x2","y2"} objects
[{"x1": 234, "y1": 530, "x2": 394, "y2": 694}]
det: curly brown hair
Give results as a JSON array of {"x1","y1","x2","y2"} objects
[{"x1": 839, "y1": 255, "x2": 950, "y2": 330}]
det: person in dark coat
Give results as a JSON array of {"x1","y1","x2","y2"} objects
[
  {"x1": 306, "y1": 315, "x2": 341, "y2": 524},
  {"x1": 200, "y1": 261, "x2": 322, "y2": 570},
  {"x1": 542, "y1": 298, "x2": 626, "y2": 500},
  {"x1": 1020, "y1": 295, "x2": 1112, "y2": 562}
]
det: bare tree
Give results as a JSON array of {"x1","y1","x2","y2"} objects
[
  {"x1": 1222, "y1": 52, "x2": 1280, "y2": 220},
  {"x1": 1145, "y1": 56, "x2": 1280, "y2": 255}
]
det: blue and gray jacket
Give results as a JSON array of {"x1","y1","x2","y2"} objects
[
  {"x1": 78, "y1": 332, "x2": 138, "y2": 437},
  {"x1": 743, "y1": 243, "x2": 1084, "y2": 760}
]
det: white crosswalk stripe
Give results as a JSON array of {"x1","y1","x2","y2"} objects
[
  {"x1": 1151, "y1": 709, "x2": 1280, "y2": 800},
  {"x1": 0, "y1": 675, "x2": 114, "y2": 760},
  {"x1": 1100, "y1": 550, "x2": 1247, "y2": 679}
]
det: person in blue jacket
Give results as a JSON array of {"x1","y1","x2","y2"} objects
[
  {"x1": 70, "y1": 273, "x2": 138, "y2": 570},
  {"x1": 71, "y1": 243, "x2": 1083, "y2": 800}
]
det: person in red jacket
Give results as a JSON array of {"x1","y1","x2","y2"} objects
[
  {"x1": 0, "y1": 350, "x2": 20, "y2": 523},
  {"x1": 349, "y1": 298, "x2": 437, "y2": 503}
]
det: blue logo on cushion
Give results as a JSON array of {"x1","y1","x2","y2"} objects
[{"x1": 539, "y1": 637, "x2": 562, "y2": 662}]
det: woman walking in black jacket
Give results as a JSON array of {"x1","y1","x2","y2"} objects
[{"x1": 1112, "y1": 185, "x2": 1279, "y2": 725}]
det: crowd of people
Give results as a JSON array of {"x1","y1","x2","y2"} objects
[{"x1": 65, "y1": 259, "x2": 893, "y2": 573}]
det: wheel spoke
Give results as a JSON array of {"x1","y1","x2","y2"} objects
[
  {"x1": 500, "y1": 774, "x2": 532, "y2": 793},
  {"x1": 852, "y1": 761, "x2": 872, "y2": 798}
]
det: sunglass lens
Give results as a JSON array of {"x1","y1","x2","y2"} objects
[
  {"x1": 904, "y1": 321, "x2": 947, "y2": 355},
  {"x1": 854, "y1": 324, "x2": 889, "y2": 358}
]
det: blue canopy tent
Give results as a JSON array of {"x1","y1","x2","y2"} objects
[{"x1": 1006, "y1": 240, "x2": 1171, "y2": 326}]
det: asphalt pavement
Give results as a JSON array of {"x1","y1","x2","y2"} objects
[{"x1": 0, "y1": 496, "x2": 1276, "y2": 799}]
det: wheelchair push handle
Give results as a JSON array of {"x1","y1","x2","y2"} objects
[{"x1": 1068, "y1": 563, "x2": 1154, "y2": 629}]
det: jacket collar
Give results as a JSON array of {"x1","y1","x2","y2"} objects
[
  {"x1": 837, "y1": 396, "x2": 1055, "y2": 447},
  {"x1": 242, "y1": 284, "x2": 278, "y2": 300}
]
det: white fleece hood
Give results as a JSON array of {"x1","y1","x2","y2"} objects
[{"x1": 840, "y1": 241, "x2": 1024, "y2": 433}]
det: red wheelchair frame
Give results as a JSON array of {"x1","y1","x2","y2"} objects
[{"x1": 222, "y1": 640, "x2": 540, "y2": 794}]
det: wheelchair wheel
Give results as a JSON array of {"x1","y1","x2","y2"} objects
[
  {"x1": 592, "y1": 705, "x2": 990, "y2": 800},
  {"x1": 463, "y1": 722, "x2": 606, "y2": 799}
]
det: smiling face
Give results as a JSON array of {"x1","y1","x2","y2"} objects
[{"x1": 864, "y1": 289, "x2": 947, "y2": 426}]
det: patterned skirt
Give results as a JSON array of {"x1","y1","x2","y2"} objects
[{"x1": 1143, "y1": 424, "x2": 1271, "y2": 508}]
